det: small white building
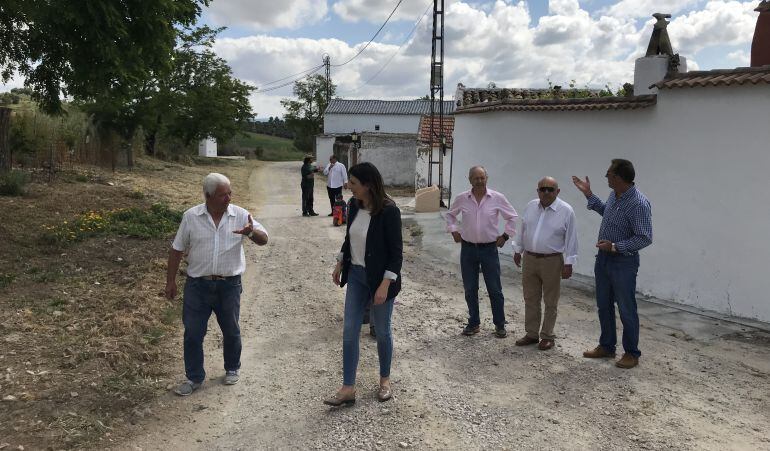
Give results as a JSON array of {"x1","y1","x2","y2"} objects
[
  {"x1": 316, "y1": 99, "x2": 454, "y2": 186},
  {"x1": 449, "y1": 11, "x2": 770, "y2": 323},
  {"x1": 198, "y1": 138, "x2": 217, "y2": 157}
]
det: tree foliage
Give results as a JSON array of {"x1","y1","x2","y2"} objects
[
  {"x1": 0, "y1": 0, "x2": 209, "y2": 115},
  {"x1": 280, "y1": 74, "x2": 336, "y2": 152}
]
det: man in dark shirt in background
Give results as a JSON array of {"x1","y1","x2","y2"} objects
[{"x1": 301, "y1": 156, "x2": 319, "y2": 217}]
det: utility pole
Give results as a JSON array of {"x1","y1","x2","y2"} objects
[
  {"x1": 428, "y1": 0, "x2": 446, "y2": 206},
  {"x1": 323, "y1": 54, "x2": 332, "y2": 106}
]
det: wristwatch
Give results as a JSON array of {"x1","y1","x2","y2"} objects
[{"x1": 502, "y1": 233, "x2": 510, "y2": 241}]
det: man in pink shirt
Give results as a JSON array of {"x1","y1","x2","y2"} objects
[{"x1": 446, "y1": 166, "x2": 518, "y2": 337}]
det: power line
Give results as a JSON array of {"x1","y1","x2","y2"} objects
[
  {"x1": 331, "y1": 0, "x2": 405, "y2": 67},
  {"x1": 256, "y1": 64, "x2": 325, "y2": 90},
  {"x1": 255, "y1": 65, "x2": 325, "y2": 94},
  {"x1": 341, "y1": 0, "x2": 433, "y2": 95}
]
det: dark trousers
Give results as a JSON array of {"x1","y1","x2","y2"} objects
[
  {"x1": 301, "y1": 182, "x2": 314, "y2": 214},
  {"x1": 594, "y1": 252, "x2": 641, "y2": 357},
  {"x1": 460, "y1": 242, "x2": 506, "y2": 328},
  {"x1": 182, "y1": 276, "x2": 242, "y2": 383},
  {"x1": 327, "y1": 186, "x2": 342, "y2": 212}
]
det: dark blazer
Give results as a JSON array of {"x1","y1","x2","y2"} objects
[{"x1": 339, "y1": 198, "x2": 403, "y2": 299}]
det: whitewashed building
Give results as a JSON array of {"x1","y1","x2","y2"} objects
[
  {"x1": 449, "y1": 11, "x2": 770, "y2": 322},
  {"x1": 316, "y1": 99, "x2": 454, "y2": 186}
]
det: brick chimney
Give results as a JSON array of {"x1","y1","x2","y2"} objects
[{"x1": 752, "y1": 1, "x2": 770, "y2": 67}]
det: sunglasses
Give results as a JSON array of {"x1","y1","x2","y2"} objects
[{"x1": 538, "y1": 187, "x2": 556, "y2": 193}]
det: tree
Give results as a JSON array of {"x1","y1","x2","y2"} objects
[
  {"x1": 0, "y1": 0, "x2": 209, "y2": 115},
  {"x1": 79, "y1": 26, "x2": 254, "y2": 157},
  {"x1": 280, "y1": 74, "x2": 336, "y2": 152}
]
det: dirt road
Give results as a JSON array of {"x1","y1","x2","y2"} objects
[{"x1": 120, "y1": 161, "x2": 770, "y2": 450}]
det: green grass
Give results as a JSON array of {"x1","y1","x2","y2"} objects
[{"x1": 232, "y1": 132, "x2": 305, "y2": 161}]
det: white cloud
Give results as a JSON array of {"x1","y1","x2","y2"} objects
[
  {"x1": 332, "y1": 0, "x2": 444, "y2": 23},
  {"x1": 212, "y1": 0, "x2": 759, "y2": 118},
  {"x1": 667, "y1": 1, "x2": 757, "y2": 55},
  {"x1": 603, "y1": 0, "x2": 703, "y2": 19},
  {"x1": 207, "y1": 0, "x2": 328, "y2": 30},
  {"x1": 727, "y1": 49, "x2": 750, "y2": 65}
]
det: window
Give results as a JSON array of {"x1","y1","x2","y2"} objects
[{"x1": 375, "y1": 124, "x2": 380, "y2": 131}]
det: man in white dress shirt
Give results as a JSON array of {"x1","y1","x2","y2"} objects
[
  {"x1": 512, "y1": 177, "x2": 578, "y2": 351},
  {"x1": 324, "y1": 155, "x2": 349, "y2": 216},
  {"x1": 165, "y1": 173, "x2": 268, "y2": 396}
]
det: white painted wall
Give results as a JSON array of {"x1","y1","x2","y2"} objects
[
  {"x1": 324, "y1": 114, "x2": 422, "y2": 134},
  {"x1": 198, "y1": 138, "x2": 217, "y2": 157},
  {"x1": 315, "y1": 136, "x2": 335, "y2": 166},
  {"x1": 358, "y1": 134, "x2": 417, "y2": 186},
  {"x1": 451, "y1": 85, "x2": 770, "y2": 322},
  {"x1": 416, "y1": 145, "x2": 453, "y2": 191}
]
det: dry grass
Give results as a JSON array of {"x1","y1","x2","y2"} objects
[{"x1": 0, "y1": 157, "x2": 258, "y2": 449}]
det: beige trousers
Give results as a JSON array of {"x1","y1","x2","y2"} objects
[{"x1": 522, "y1": 253, "x2": 564, "y2": 340}]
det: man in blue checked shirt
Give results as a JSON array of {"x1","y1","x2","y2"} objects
[{"x1": 572, "y1": 159, "x2": 652, "y2": 369}]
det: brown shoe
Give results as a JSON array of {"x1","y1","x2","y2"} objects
[
  {"x1": 538, "y1": 339, "x2": 554, "y2": 351},
  {"x1": 377, "y1": 384, "x2": 392, "y2": 402},
  {"x1": 615, "y1": 353, "x2": 639, "y2": 369},
  {"x1": 323, "y1": 390, "x2": 356, "y2": 407},
  {"x1": 583, "y1": 346, "x2": 616, "y2": 359},
  {"x1": 515, "y1": 335, "x2": 539, "y2": 346}
]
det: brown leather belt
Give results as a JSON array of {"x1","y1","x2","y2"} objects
[{"x1": 526, "y1": 251, "x2": 562, "y2": 258}]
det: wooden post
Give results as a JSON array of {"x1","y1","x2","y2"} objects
[{"x1": 0, "y1": 107, "x2": 11, "y2": 171}]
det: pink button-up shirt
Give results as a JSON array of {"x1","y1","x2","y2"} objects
[{"x1": 446, "y1": 188, "x2": 518, "y2": 244}]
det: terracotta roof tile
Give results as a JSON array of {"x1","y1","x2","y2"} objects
[
  {"x1": 654, "y1": 65, "x2": 770, "y2": 89},
  {"x1": 418, "y1": 115, "x2": 455, "y2": 148},
  {"x1": 454, "y1": 95, "x2": 656, "y2": 115}
]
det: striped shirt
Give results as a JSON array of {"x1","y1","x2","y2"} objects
[
  {"x1": 586, "y1": 185, "x2": 652, "y2": 254},
  {"x1": 172, "y1": 203, "x2": 268, "y2": 278}
]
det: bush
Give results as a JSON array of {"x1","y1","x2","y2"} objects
[{"x1": 0, "y1": 170, "x2": 30, "y2": 196}]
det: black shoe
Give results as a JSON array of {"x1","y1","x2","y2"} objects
[
  {"x1": 328, "y1": 213, "x2": 333, "y2": 217},
  {"x1": 495, "y1": 326, "x2": 507, "y2": 338},
  {"x1": 302, "y1": 212, "x2": 310, "y2": 217},
  {"x1": 309, "y1": 211, "x2": 319, "y2": 216},
  {"x1": 369, "y1": 325, "x2": 376, "y2": 337},
  {"x1": 462, "y1": 324, "x2": 480, "y2": 336}
]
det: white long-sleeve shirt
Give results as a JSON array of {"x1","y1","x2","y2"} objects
[
  {"x1": 172, "y1": 203, "x2": 268, "y2": 277},
  {"x1": 512, "y1": 197, "x2": 578, "y2": 265},
  {"x1": 324, "y1": 162, "x2": 348, "y2": 189}
]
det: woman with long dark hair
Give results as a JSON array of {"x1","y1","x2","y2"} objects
[{"x1": 324, "y1": 162, "x2": 403, "y2": 406}]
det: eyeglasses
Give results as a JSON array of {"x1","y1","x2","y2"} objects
[{"x1": 538, "y1": 187, "x2": 556, "y2": 193}]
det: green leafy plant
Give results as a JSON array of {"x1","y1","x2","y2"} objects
[{"x1": 0, "y1": 170, "x2": 30, "y2": 196}]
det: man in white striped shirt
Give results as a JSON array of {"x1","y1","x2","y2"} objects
[
  {"x1": 165, "y1": 173, "x2": 268, "y2": 396},
  {"x1": 512, "y1": 177, "x2": 578, "y2": 351}
]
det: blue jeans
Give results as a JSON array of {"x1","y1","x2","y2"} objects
[
  {"x1": 594, "y1": 252, "x2": 641, "y2": 357},
  {"x1": 460, "y1": 243, "x2": 506, "y2": 328},
  {"x1": 342, "y1": 265, "x2": 394, "y2": 386},
  {"x1": 182, "y1": 276, "x2": 242, "y2": 383}
]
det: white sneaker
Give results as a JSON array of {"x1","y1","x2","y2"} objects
[{"x1": 224, "y1": 370, "x2": 239, "y2": 385}]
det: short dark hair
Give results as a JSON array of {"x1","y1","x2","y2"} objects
[
  {"x1": 611, "y1": 159, "x2": 635, "y2": 183},
  {"x1": 349, "y1": 162, "x2": 391, "y2": 216},
  {"x1": 303, "y1": 156, "x2": 312, "y2": 164}
]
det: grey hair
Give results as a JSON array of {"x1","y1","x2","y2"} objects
[
  {"x1": 469, "y1": 165, "x2": 487, "y2": 177},
  {"x1": 203, "y1": 173, "x2": 231, "y2": 196}
]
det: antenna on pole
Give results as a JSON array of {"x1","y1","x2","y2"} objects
[{"x1": 428, "y1": 0, "x2": 446, "y2": 206}]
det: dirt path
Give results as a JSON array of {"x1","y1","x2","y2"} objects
[{"x1": 119, "y1": 161, "x2": 770, "y2": 451}]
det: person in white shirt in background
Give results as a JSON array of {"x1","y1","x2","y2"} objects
[
  {"x1": 324, "y1": 155, "x2": 349, "y2": 216},
  {"x1": 165, "y1": 173, "x2": 268, "y2": 396},
  {"x1": 512, "y1": 177, "x2": 578, "y2": 351}
]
